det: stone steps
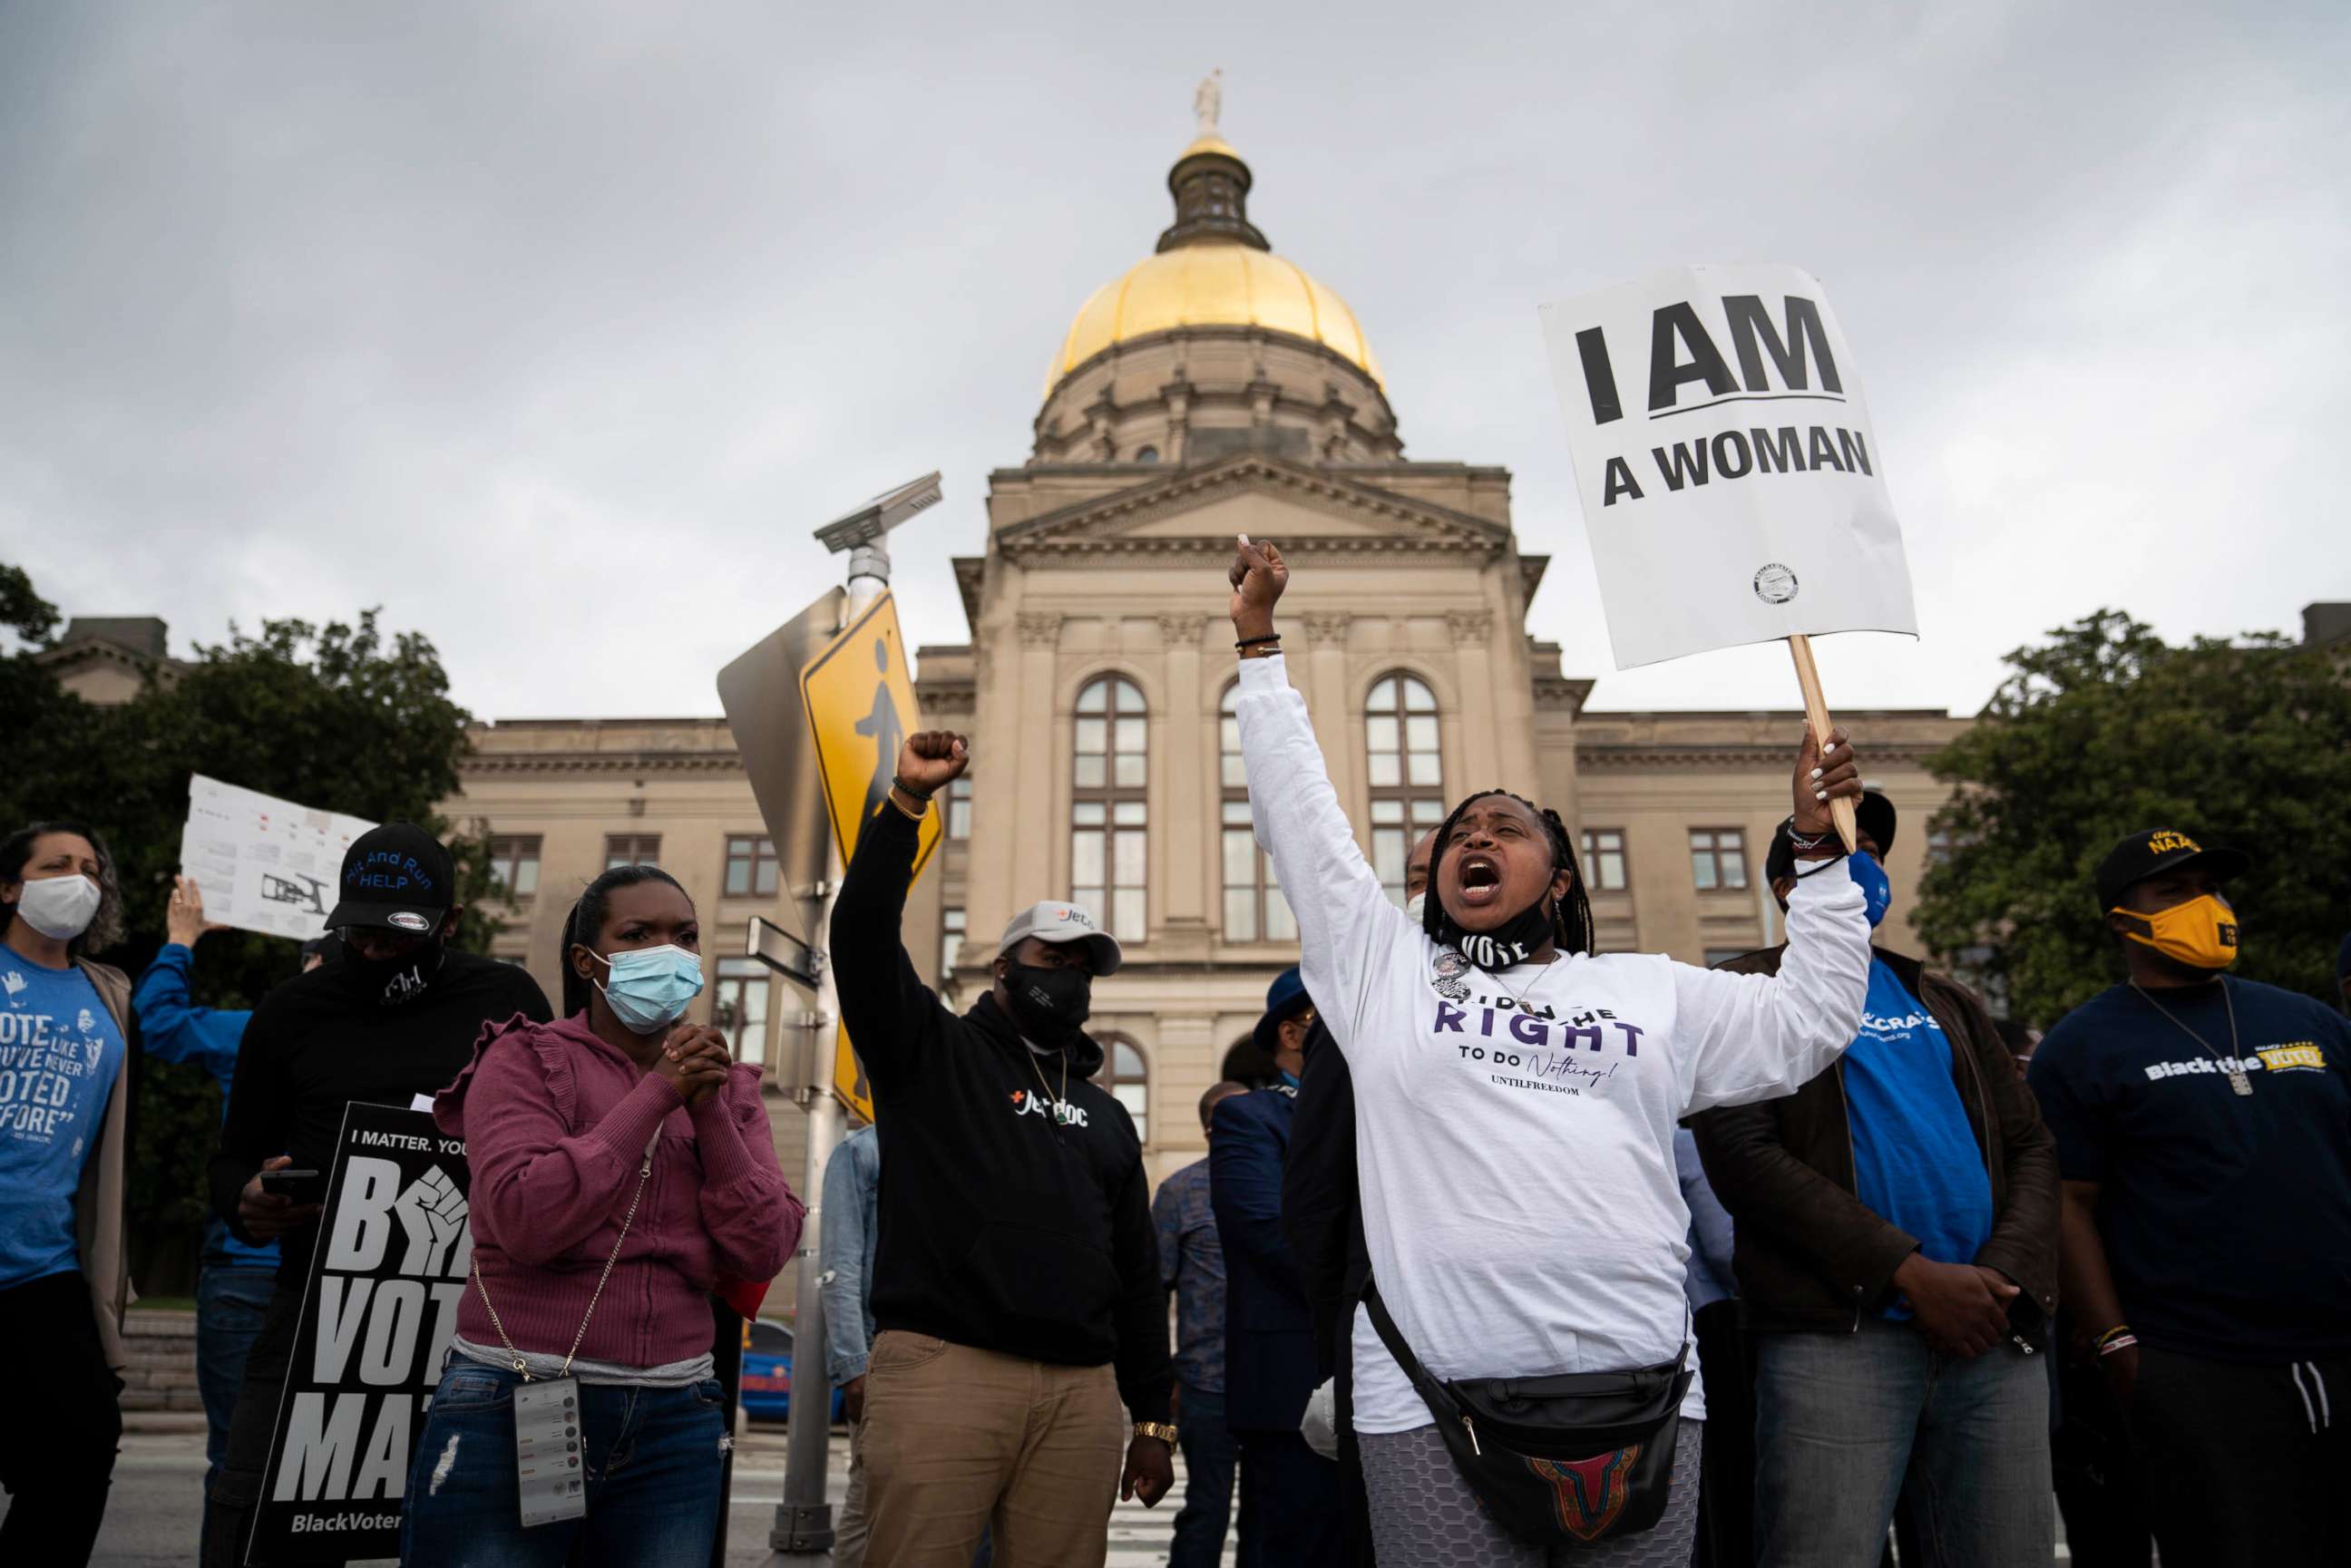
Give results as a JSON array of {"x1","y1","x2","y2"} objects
[{"x1": 120, "y1": 1308, "x2": 204, "y2": 1412}]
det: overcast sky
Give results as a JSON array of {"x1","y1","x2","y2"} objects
[{"x1": 4, "y1": 1, "x2": 2344, "y2": 724}]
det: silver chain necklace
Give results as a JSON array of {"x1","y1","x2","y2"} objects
[
  {"x1": 2131, "y1": 978, "x2": 2250, "y2": 1096},
  {"x1": 1482, "y1": 953, "x2": 1563, "y2": 1015}
]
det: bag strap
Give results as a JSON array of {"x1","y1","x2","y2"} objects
[
  {"x1": 1361, "y1": 1278, "x2": 1461, "y2": 1419},
  {"x1": 1367, "y1": 1278, "x2": 1695, "y2": 1392},
  {"x1": 472, "y1": 1130, "x2": 659, "y2": 1380}
]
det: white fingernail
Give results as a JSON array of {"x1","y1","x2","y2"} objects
[
  {"x1": 1810, "y1": 768, "x2": 1822, "y2": 780},
  {"x1": 1815, "y1": 790, "x2": 1828, "y2": 801},
  {"x1": 1822, "y1": 741, "x2": 1835, "y2": 753},
  {"x1": 1238, "y1": 533, "x2": 1251, "y2": 546}
]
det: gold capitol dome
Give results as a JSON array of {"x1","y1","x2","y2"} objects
[{"x1": 1048, "y1": 73, "x2": 1384, "y2": 394}]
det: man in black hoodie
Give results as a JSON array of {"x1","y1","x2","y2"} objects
[
  {"x1": 199, "y1": 823, "x2": 551, "y2": 1568},
  {"x1": 833, "y1": 729, "x2": 1174, "y2": 1568}
]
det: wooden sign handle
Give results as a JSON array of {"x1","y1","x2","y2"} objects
[{"x1": 1787, "y1": 634, "x2": 1858, "y2": 853}]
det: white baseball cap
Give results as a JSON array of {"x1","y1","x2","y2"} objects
[{"x1": 996, "y1": 901, "x2": 1123, "y2": 976}]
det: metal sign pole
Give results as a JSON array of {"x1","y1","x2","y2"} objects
[
  {"x1": 768, "y1": 871, "x2": 845, "y2": 1562},
  {"x1": 766, "y1": 476, "x2": 936, "y2": 1565}
]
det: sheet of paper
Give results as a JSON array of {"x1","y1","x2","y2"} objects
[{"x1": 177, "y1": 774, "x2": 376, "y2": 941}]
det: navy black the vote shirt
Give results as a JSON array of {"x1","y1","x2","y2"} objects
[{"x1": 2030, "y1": 976, "x2": 2351, "y2": 1361}]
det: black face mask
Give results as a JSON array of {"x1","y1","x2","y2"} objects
[
  {"x1": 1001, "y1": 960, "x2": 1092, "y2": 1047},
  {"x1": 1432, "y1": 892, "x2": 1556, "y2": 971},
  {"x1": 341, "y1": 939, "x2": 444, "y2": 1008}
]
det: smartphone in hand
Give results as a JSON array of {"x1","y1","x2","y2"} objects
[{"x1": 259, "y1": 1168, "x2": 326, "y2": 1205}]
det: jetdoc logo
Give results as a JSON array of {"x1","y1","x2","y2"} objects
[{"x1": 1008, "y1": 1087, "x2": 1088, "y2": 1129}]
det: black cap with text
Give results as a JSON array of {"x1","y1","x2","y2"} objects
[
  {"x1": 2092, "y1": 827, "x2": 2249, "y2": 911},
  {"x1": 325, "y1": 822, "x2": 454, "y2": 934}
]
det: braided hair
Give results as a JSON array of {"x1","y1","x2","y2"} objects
[
  {"x1": 559, "y1": 862, "x2": 688, "y2": 1018},
  {"x1": 1419, "y1": 788, "x2": 1597, "y2": 959}
]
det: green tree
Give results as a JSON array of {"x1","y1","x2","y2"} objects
[
  {"x1": 0, "y1": 565, "x2": 499, "y2": 1287},
  {"x1": 0, "y1": 561, "x2": 59, "y2": 646},
  {"x1": 1916, "y1": 609, "x2": 2351, "y2": 1026}
]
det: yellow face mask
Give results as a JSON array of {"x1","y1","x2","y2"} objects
[{"x1": 2111, "y1": 892, "x2": 2239, "y2": 970}]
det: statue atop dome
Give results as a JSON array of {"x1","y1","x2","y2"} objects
[{"x1": 1194, "y1": 70, "x2": 1222, "y2": 140}]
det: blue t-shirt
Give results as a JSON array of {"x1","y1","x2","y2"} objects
[
  {"x1": 1846, "y1": 959, "x2": 1995, "y2": 1317},
  {"x1": 0, "y1": 956, "x2": 128, "y2": 1287},
  {"x1": 2031, "y1": 977, "x2": 2351, "y2": 1360}
]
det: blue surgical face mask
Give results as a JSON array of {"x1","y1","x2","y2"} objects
[
  {"x1": 1849, "y1": 850, "x2": 1893, "y2": 929},
  {"x1": 592, "y1": 944, "x2": 705, "y2": 1034}
]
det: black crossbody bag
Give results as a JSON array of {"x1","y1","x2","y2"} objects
[{"x1": 1362, "y1": 1280, "x2": 1693, "y2": 1545}]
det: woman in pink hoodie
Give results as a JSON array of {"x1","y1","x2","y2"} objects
[{"x1": 401, "y1": 864, "x2": 805, "y2": 1566}]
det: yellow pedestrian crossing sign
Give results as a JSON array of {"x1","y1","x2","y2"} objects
[
  {"x1": 801, "y1": 591, "x2": 936, "y2": 1125},
  {"x1": 800, "y1": 591, "x2": 941, "y2": 873},
  {"x1": 831, "y1": 1035, "x2": 873, "y2": 1127}
]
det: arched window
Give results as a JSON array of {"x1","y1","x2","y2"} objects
[
  {"x1": 1365, "y1": 673, "x2": 1445, "y2": 906},
  {"x1": 1219, "y1": 683, "x2": 1294, "y2": 942},
  {"x1": 1073, "y1": 676, "x2": 1148, "y2": 941},
  {"x1": 1093, "y1": 1036, "x2": 1150, "y2": 1122},
  {"x1": 1135, "y1": 445, "x2": 1159, "y2": 464}
]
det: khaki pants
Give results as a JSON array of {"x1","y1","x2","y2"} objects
[
  {"x1": 862, "y1": 1330, "x2": 1127, "y2": 1568},
  {"x1": 834, "y1": 1413, "x2": 872, "y2": 1568}
]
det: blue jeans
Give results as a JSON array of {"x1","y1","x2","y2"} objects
[
  {"x1": 1755, "y1": 1318, "x2": 2053, "y2": 1567},
  {"x1": 194, "y1": 1262, "x2": 277, "y2": 1548},
  {"x1": 398, "y1": 1358, "x2": 727, "y2": 1567},
  {"x1": 1169, "y1": 1381, "x2": 1238, "y2": 1568}
]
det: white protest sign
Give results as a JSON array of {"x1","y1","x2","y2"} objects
[
  {"x1": 178, "y1": 775, "x2": 376, "y2": 941},
  {"x1": 1538, "y1": 264, "x2": 1917, "y2": 670}
]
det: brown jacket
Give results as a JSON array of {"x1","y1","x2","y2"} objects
[
  {"x1": 1689, "y1": 945, "x2": 2059, "y2": 1341},
  {"x1": 74, "y1": 958, "x2": 136, "y2": 1371}
]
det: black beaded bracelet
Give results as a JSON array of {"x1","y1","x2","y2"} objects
[
  {"x1": 1234, "y1": 634, "x2": 1283, "y2": 648},
  {"x1": 889, "y1": 775, "x2": 933, "y2": 803}
]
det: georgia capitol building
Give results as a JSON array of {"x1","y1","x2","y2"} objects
[{"x1": 45, "y1": 107, "x2": 1979, "y2": 1304}]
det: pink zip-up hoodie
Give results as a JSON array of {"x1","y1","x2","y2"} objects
[{"x1": 435, "y1": 1013, "x2": 805, "y2": 1368}]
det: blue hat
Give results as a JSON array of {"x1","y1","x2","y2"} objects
[{"x1": 1252, "y1": 966, "x2": 1313, "y2": 1059}]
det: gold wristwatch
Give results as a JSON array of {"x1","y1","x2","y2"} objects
[{"x1": 1134, "y1": 1420, "x2": 1179, "y2": 1445}]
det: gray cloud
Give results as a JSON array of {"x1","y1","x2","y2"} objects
[{"x1": 4, "y1": 0, "x2": 2342, "y2": 721}]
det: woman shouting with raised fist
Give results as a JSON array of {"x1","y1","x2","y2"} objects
[{"x1": 1224, "y1": 535, "x2": 1872, "y2": 1565}]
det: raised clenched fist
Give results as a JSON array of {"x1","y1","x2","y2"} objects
[
  {"x1": 1227, "y1": 535, "x2": 1289, "y2": 639},
  {"x1": 895, "y1": 731, "x2": 970, "y2": 797}
]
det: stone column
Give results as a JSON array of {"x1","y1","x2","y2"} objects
[
  {"x1": 1005, "y1": 609, "x2": 1063, "y2": 919},
  {"x1": 1159, "y1": 614, "x2": 1208, "y2": 930},
  {"x1": 1151, "y1": 1012, "x2": 1220, "y2": 1177},
  {"x1": 1448, "y1": 609, "x2": 1500, "y2": 785},
  {"x1": 1302, "y1": 612, "x2": 1357, "y2": 821}
]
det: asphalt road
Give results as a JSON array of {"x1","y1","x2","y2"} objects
[
  {"x1": 6, "y1": 1422, "x2": 1210, "y2": 1567},
  {"x1": 9, "y1": 1423, "x2": 2090, "y2": 1565}
]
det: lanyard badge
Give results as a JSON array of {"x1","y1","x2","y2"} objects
[
  {"x1": 512, "y1": 1377, "x2": 587, "y2": 1526},
  {"x1": 472, "y1": 1132, "x2": 659, "y2": 1529}
]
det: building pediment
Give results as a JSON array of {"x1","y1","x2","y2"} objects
[{"x1": 995, "y1": 454, "x2": 1511, "y2": 560}]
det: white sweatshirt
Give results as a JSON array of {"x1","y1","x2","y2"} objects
[{"x1": 1234, "y1": 653, "x2": 1870, "y2": 1430}]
